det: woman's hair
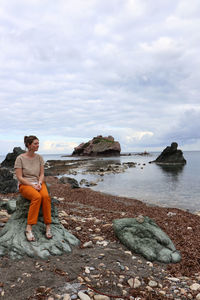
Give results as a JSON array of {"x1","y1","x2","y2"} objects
[{"x1": 24, "y1": 135, "x2": 39, "y2": 148}]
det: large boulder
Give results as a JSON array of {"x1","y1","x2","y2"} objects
[
  {"x1": 72, "y1": 135, "x2": 121, "y2": 156},
  {"x1": 59, "y1": 176, "x2": 79, "y2": 188},
  {"x1": 113, "y1": 216, "x2": 181, "y2": 263},
  {"x1": 152, "y1": 142, "x2": 186, "y2": 164},
  {"x1": 0, "y1": 168, "x2": 18, "y2": 193},
  {"x1": 1, "y1": 147, "x2": 25, "y2": 168},
  {"x1": 0, "y1": 194, "x2": 80, "y2": 260}
]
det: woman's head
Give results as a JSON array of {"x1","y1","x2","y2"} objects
[{"x1": 24, "y1": 135, "x2": 39, "y2": 150}]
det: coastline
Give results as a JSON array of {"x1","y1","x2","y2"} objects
[{"x1": 0, "y1": 176, "x2": 200, "y2": 299}]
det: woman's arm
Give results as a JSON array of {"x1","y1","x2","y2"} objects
[
  {"x1": 38, "y1": 165, "x2": 44, "y2": 185},
  {"x1": 15, "y1": 168, "x2": 35, "y2": 187}
]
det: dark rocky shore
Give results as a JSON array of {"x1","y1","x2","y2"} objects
[{"x1": 0, "y1": 176, "x2": 200, "y2": 300}]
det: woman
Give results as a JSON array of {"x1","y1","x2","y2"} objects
[{"x1": 14, "y1": 135, "x2": 52, "y2": 242}]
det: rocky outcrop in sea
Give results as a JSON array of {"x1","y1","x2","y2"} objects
[
  {"x1": 150, "y1": 142, "x2": 186, "y2": 164},
  {"x1": 72, "y1": 135, "x2": 121, "y2": 156}
]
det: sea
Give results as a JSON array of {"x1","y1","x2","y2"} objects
[{"x1": 0, "y1": 151, "x2": 199, "y2": 213}]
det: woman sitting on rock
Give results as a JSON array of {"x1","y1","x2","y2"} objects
[{"x1": 14, "y1": 135, "x2": 52, "y2": 242}]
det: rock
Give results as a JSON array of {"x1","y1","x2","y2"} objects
[
  {"x1": 195, "y1": 211, "x2": 200, "y2": 217},
  {"x1": 1, "y1": 147, "x2": 25, "y2": 168},
  {"x1": 78, "y1": 291, "x2": 91, "y2": 300},
  {"x1": 113, "y1": 216, "x2": 181, "y2": 263},
  {"x1": 127, "y1": 278, "x2": 134, "y2": 288},
  {"x1": 151, "y1": 142, "x2": 186, "y2": 164},
  {"x1": 196, "y1": 293, "x2": 200, "y2": 300},
  {"x1": 79, "y1": 179, "x2": 88, "y2": 185},
  {"x1": 146, "y1": 261, "x2": 153, "y2": 267},
  {"x1": 84, "y1": 267, "x2": 90, "y2": 274},
  {"x1": 0, "y1": 193, "x2": 80, "y2": 259},
  {"x1": 166, "y1": 277, "x2": 180, "y2": 282},
  {"x1": 94, "y1": 295, "x2": 110, "y2": 300},
  {"x1": 82, "y1": 241, "x2": 93, "y2": 248},
  {"x1": 134, "y1": 278, "x2": 141, "y2": 288},
  {"x1": 148, "y1": 280, "x2": 158, "y2": 287},
  {"x1": 0, "y1": 168, "x2": 18, "y2": 194},
  {"x1": 190, "y1": 283, "x2": 200, "y2": 291},
  {"x1": 75, "y1": 227, "x2": 82, "y2": 231},
  {"x1": 72, "y1": 135, "x2": 121, "y2": 156},
  {"x1": 0, "y1": 199, "x2": 16, "y2": 214},
  {"x1": 63, "y1": 294, "x2": 71, "y2": 300},
  {"x1": 59, "y1": 176, "x2": 79, "y2": 188},
  {"x1": 167, "y1": 212, "x2": 177, "y2": 217}
]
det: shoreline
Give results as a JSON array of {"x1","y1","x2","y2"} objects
[
  {"x1": 46, "y1": 176, "x2": 200, "y2": 277},
  {"x1": 0, "y1": 176, "x2": 200, "y2": 299}
]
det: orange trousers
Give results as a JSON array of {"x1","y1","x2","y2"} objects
[{"x1": 19, "y1": 183, "x2": 51, "y2": 225}]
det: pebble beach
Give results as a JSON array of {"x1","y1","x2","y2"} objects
[{"x1": 0, "y1": 175, "x2": 200, "y2": 299}]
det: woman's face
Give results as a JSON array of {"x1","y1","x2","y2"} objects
[{"x1": 28, "y1": 139, "x2": 39, "y2": 152}]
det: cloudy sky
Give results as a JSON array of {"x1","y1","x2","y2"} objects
[{"x1": 0, "y1": 0, "x2": 200, "y2": 155}]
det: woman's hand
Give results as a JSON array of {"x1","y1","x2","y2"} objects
[{"x1": 32, "y1": 183, "x2": 42, "y2": 191}]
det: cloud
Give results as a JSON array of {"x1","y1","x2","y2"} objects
[
  {"x1": 0, "y1": 0, "x2": 200, "y2": 153},
  {"x1": 41, "y1": 140, "x2": 78, "y2": 154}
]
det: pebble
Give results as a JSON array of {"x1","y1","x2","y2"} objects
[
  {"x1": 146, "y1": 261, "x2": 153, "y2": 267},
  {"x1": 196, "y1": 293, "x2": 200, "y2": 300},
  {"x1": 58, "y1": 197, "x2": 64, "y2": 201},
  {"x1": 94, "y1": 296, "x2": 110, "y2": 300},
  {"x1": 82, "y1": 241, "x2": 93, "y2": 248},
  {"x1": 127, "y1": 278, "x2": 134, "y2": 288},
  {"x1": 84, "y1": 267, "x2": 90, "y2": 274},
  {"x1": 190, "y1": 283, "x2": 200, "y2": 291},
  {"x1": 124, "y1": 251, "x2": 132, "y2": 255},
  {"x1": 93, "y1": 236, "x2": 104, "y2": 241},
  {"x1": 75, "y1": 227, "x2": 82, "y2": 231},
  {"x1": 63, "y1": 294, "x2": 71, "y2": 300},
  {"x1": 83, "y1": 277, "x2": 91, "y2": 282},
  {"x1": 148, "y1": 280, "x2": 158, "y2": 287},
  {"x1": 134, "y1": 278, "x2": 141, "y2": 288},
  {"x1": 61, "y1": 220, "x2": 68, "y2": 225},
  {"x1": 96, "y1": 241, "x2": 109, "y2": 246},
  {"x1": 146, "y1": 286, "x2": 153, "y2": 292},
  {"x1": 167, "y1": 277, "x2": 180, "y2": 282},
  {"x1": 78, "y1": 291, "x2": 91, "y2": 300}
]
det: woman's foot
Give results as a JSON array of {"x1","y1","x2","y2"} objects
[
  {"x1": 25, "y1": 230, "x2": 35, "y2": 242},
  {"x1": 46, "y1": 225, "x2": 53, "y2": 239}
]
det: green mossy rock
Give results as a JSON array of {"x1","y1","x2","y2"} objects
[
  {"x1": 0, "y1": 196, "x2": 80, "y2": 260},
  {"x1": 113, "y1": 216, "x2": 181, "y2": 263}
]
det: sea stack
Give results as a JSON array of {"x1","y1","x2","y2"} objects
[
  {"x1": 72, "y1": 135, "x2": 121, "y2": 156},
  {"x1": 152, "y1": 142, "x2": 186, "y2": 164}
]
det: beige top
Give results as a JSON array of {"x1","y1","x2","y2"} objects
[{"x1": 14, "y1": 153, "x2": 44, "y2": 184}]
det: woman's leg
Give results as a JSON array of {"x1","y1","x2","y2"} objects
[
  {"x1": 19, "y1": 185, "x2": 42, "y2": 225},
  {"x1": 39, "y1": 183, "x2": 52, "y2": 225}
]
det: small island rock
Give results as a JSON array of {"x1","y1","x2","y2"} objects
[
  {"x1": 72, "y1": 135, "x2": 121, "y2": 156},
  {"x1": 152, "y1": 142, "x2": 186, "y2": 164}
]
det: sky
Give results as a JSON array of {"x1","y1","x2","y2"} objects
[{"x1": 0, "y1": 0, "x2": 200, "y2": 155}]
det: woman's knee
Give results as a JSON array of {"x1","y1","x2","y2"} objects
[{"x1": 32, "y1": 194, "x2": 42, "y2": 203}]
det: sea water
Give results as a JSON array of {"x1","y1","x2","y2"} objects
[{"x1": 0, "y1": 151, "x2": 199, "y2": 212}]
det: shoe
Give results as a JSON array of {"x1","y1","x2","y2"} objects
[
  {"x1": 45, "y1": 229, "x2": 53, "y2": 239},
  {"x1": 25, "y1": 230, "x2": 35, "y2": 242}
]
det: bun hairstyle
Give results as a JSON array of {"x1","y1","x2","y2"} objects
[{"x1": 24, "y1": 135, "x2": 39, "y2": 148}]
